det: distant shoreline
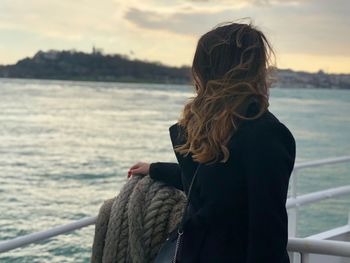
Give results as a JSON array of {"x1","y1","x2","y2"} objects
[
  {"x1": 1, "y1": 49, "x2": 349, "y2": 89},
  {"x1": 3, "y1": 77, "x2": 349, "y2": 93},
  {"x1": 0, "y1": 76, "x2": 190, "y2": 86}
]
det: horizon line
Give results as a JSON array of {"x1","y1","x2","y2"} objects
[{"x1": 1, "y1": 48, "x2": 349, "y2": 76}]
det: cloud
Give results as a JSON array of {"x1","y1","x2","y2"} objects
[
  {"x1": 0, "y1": 0, "x2": 125, "y2": 39},
  {"x1": 125, "y1": 7, "x2": 214, "y2": 36},
  {"x1": 0, "y1": 0, "x2": 349, "y2": 72},
  {"x1": 187, "y1": 0, "x2": 309, "y2": 5},
  {"x1": 124, "y1": 0, "x2": 350, "y2": 57},
  {"x1": 184, "y1": 0, "x2": 311, "y2": 6}
]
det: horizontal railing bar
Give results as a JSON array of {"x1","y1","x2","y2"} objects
[
  {"x1": 286, "y1": 185, "x2": 350, "y2": 209},
  {"x1": 306, "y1": 225, "x2": 350, "y2": 240},
  {"x1": 1, "y1": 155, "x2": 349, "y2": 254},
  {"x1": 294, "y1": 156, "x2": 350, "y2": 170},
  {"x1": 2, "y1": 184, "x2": 350, "y2": 254},
  {"x1": 287, "y1": 237, "x2": 350, "y2": 257},
  {"x1": 0, "y1": 216, "x2": 97, "y2": 253}
]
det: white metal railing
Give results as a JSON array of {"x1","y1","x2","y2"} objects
[
  {"x1": 0, "y1": 156, "x2": 350, "y2": 261},
  {"x1": 288, "y1": 155, "x2": 350, "y2": 238},
  {"x1": 287, "y1": 155, "x2": 350, "y2": 263},
  {"x1": 286, "y1": 185, "x2": 350, "y2": 209},
  {"x1": 0, "y1": 216, "x2": 97, "y2": 253},
  {"x1": 288, "y1": 237, "x2": 350, "y2": 257}
]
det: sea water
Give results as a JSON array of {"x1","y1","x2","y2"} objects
[{"x1": 0, "y1": 78, "x2": 349, "y2": 262}]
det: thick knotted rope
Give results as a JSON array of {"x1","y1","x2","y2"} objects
[{"x1": 91, "y1": 174, "x2": 187, "y2": 263}]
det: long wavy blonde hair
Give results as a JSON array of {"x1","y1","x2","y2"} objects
[{"x1": 174, "y1": 20, "x2": 275, "y2": 165}]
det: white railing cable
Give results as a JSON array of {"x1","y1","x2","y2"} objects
[
  {"x1": 288, "y1": 237, "x2": 350, "y2": 257},
  {"x1": 287, "y1": 155, "x2": 350, "y2": 241},
  {"x1": 1, "y1": 156, "x2": 350, "y2": 254},
  {"x1": 286, "y1": 185, "x2": 350, "y2": 209},
  {"x1": 294, "y1": 156, "x2": 350, "y2": 170},
  {"x1": 2, "y1": 184, "x2": 349, "y2": 254},
  {"x1": 0, "y1": 216, "x2": 97, "y2": 253}
]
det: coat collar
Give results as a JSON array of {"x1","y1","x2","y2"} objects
[
  {"x1": 168, "y1": 122, "x2": 195, "y2": 169},
  {"x1": 169, "y1": 122, "x2": 186, "y2": 151}
]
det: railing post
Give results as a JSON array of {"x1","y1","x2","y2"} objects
[
  {"x1": 300, "y1": 252, "x2": 310, "y2": 263},
  {"x1": 288, "y1": 169, "x2": 299, "y2": 263},
  {"x1": 289, "y1": 168, "x2": 299, "y2": 237}
]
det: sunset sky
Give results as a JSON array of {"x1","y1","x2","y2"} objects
[{"x1": 0, "y1": 0, "x2": 349, "y2": 73}]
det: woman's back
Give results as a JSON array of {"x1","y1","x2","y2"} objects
[{"x1": 149, "y1": 100, "x2": 295, "y2": 262}]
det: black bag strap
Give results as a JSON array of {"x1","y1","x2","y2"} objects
[{"x1": 178, "y1": 163, "x2": 201, "y2": 232}]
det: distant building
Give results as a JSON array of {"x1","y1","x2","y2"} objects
[
  {"x1": 33, "y1": 50, "x2": 59, "y2": 61},
  {"x1": 43, "y1": 50, "x2": 59, "y2": 60},
  {"x1": 92, "y1": 46, "x2": 103, "y2": 55}
]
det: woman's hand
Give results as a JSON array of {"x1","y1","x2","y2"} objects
[{"x1": 128, "y1": 161, "x2": 150, "y2": 178}]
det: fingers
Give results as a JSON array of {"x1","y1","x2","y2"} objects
[
  {"x1": 128, "y1": 168, "x2": 143, "y2": 179},
  {"x1": 132, "y1": 165, "x2": 148, "y2": 175},
  {"x1": 130, "y1": 162, "x2": 142, "y2": 170},
  {"x1": 128, "y1": 161, "x2": 146, "y2": 179}
]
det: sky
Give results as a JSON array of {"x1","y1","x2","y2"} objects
[{"x1": 0, "y1": 0, "x2": 349, "y2": 74}]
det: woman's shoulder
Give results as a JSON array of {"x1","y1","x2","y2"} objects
[
  {"x1": 239, "y1": 109, "x2": 292, "y2": 135},
  {"x1": 234, "y1": 110, "x2": 296, "y2": 156}
]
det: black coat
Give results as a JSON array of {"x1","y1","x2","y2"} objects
[{"x1": 149, "y1": 103, "x2": 296, "y2": 263}]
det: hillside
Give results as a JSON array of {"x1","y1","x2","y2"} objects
[
  {"x1": 0, "y1": 49, "x2": 349, "y2": 89},
  {"x1": 0, "y1": 50, "x2": 191, "y2": 84}
]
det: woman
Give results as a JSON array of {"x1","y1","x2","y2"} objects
[{"x1": 129, "y1": 21, "x2": 296, "y2": 263}]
